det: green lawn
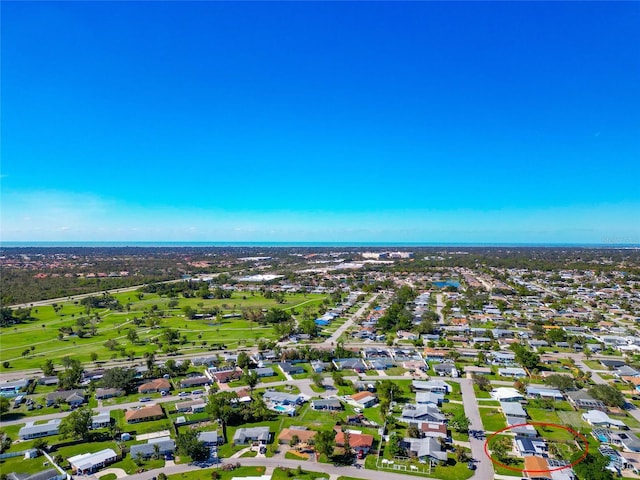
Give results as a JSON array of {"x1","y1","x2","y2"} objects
[
  {"x1": 365, "y1": 454, "x2": 473, "y2": 480},
  {"x1": 272, "y1": 467, "x2": 329, "y2": 480},
  {"x1": 0, "y1": 291, "x2": 326, "y2": 370},
  {"x1": 527, "y1": 407, "x2": 561, "y2": 425},
  {"x1": 448, "y1": 382, "x2": 462, "y2": 401},
  {"x1": 472, "y1": 385, "x2": 492, "y2": 399},
  {"x1": 0, "y1": 455, "x2": 53, "y2": 476},
  {"x1": 492, "y1": 457, "x2": 524, "y2": 477},
  {"x1": 167, "y1": 466, "x2": 266, "y2": 480},
  {"x1": 479, "y1": 408, "x2": 507, "y2": 432}
]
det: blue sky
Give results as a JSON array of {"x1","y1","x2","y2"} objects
[{"x1": 2, "y1": 1, "x2": 639, "y2": 243}]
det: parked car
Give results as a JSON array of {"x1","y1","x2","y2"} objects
[{"x1": 139, "y1": 397, "x2": 151, "y2": 402}]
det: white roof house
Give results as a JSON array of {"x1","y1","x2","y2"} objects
[
  {"x1": 412, "y1": 380, "x2": 452, "y2": 393},
  {"x1": 582, "y1": 410, "x2": 627, "y2": 429},
  {"x1": 68, "y1": 448, "x2": 118, "y2": 474},
  {"x1": 498, "y1": 367, "x2": 528, "y2": 378},
  {"x1": 491, "y1": 387, "x2": 524, "y2": 402}
]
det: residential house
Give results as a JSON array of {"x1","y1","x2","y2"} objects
[
  {"x1": 138, "y1": 378, "x2": 171, "y2": 394},
  {"x1": 368, "y1": 358, "x2": 393, "y2": 370},
  {"x1": 349, "y1": 391, "x2": 378, "y2": 408},
  {"x1": 566, "y1": 391, "x2": 607, "y2": 411},
  {"x1": 500, "y1": 401, "x2": 527, "y2": 418},
  {"x1": 420, "y1": 422, "x2": 448, "y2": 439},
  {"x1": 211, "y1": 368, "x2": 242, "y2": 384},
  {"x1": 125, "y1": 404, "x2": 164, "y2": 423},
  {"x1": 5, "y1": 469, "x2": 62, "y2": 480},
  {"x1": 45, "y1": 389, "x2": 85, "y2": 407},
  {"x1": 95, "y1": 388, "x2": 123, "y2": 400},
  {"x1": 198, "y1": 431, "x2": 222, "y2": 446},
  {"x1": 615, "y1": 366, "x2": 640, "y2": 378},
  {"x1": 415, "y1": 392, "x2": 444, "y2": 406},
  {"x1": 433, "y1": 364, "x2": 459, "y2": 377},
  {"x1": 400, "y1": 404, "x2": 446, "y2": 424},
  {"x1": 422, "y1": 349, "x2": 447, "y2": 363},
  {"x1": 279, "y1": 363, "x2": 305, "y2": 376},
  {"x1": 332, "y1": 358, "x2": 368, "y2": 373},
  {"x1": 491, "y1": 352, "x2": 517, "y2": 365},
  {"x1": 498, "y1": 367, "x2": 528, "y2": 378},
  {"x1": 68, "y1": 448, "x2": 118, "y2": 474},
  {"x1": 19, "y1": 419, "x2": 61, "y2": 440},
  {"x1": 506, "y1": 417, "x2": 537, "y2": 437},
  {"x1": 600, "y1": 359, "x2": 627, "y2": 369},
  {"x1": 232, "y1": 427, "x2": 270, "y2": 445},
  {"x1": 37, "y1": 376, "x2": 59, "y2": 387},
  {"x1": 412, "y1": 380, "x2": 452, "y2": 394},
  {"x1": 175, "y1": 399, "x2": 207, "y2": 414},
  {"x1": 523, "y1": 457, "x2": 576, "y2": 480},
  {"x1": 401, "y1": 437, "x2": 448, "y2": 463},
  {"x1": 130, "y1": 437, "x2": 175, "y2": 459},
  {"x1": 0, "y1": 379, "x2": 30, "y2": 397},
  {"x1": 179, "y1": 376, "x2": 211, "y2": 389},
  {"x1": 310, "y1": 399, "x2": 343, "y2": 411},
  {"x1": 310, "y1": 360, "x2": 326, "y2": 373},
  {"x1": 335, "y1": 429, "x2": 374, "y2": 454},
  {"x1": 255, "y1": 367, "x2": 276, "y2": 378},
  {"x1": 598, "y1": 445, "x2": 628, "y2": 476},
  {"x1": 526, "y1": 386, "x2": 564, "y2": 400},
  {"x1": 515, "y1": 436, "x2": 548, "y2": 456},
  {"x1": 263, "y1": 391, "x2": 300, "y2": 405},
  {"x1": 278, "y1": 428, "x2": 317, "y2": 445},
  {"x1": 582, "y1": 410, "x2": 627, "y2": 429},
  {"x1": 491, "y1": 388, "x2": 524, "y2": 402},
  {"x1": 618, "y1": 432, "x2": 640, "y2": 452},
  {"x1": 464, "y1": 366, "x2": 492, "y2": 376},
  {"x1": 91, "y1": 412, "x2": 111, "y2": 430}
]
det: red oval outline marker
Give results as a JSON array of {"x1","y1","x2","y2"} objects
[{"x1": 482, "y1": 422, "x2": 589, "y2": 473}]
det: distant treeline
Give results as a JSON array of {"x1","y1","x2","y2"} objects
[{"x1": 2, "y1": 246, "x2": 639, "y2": 305}]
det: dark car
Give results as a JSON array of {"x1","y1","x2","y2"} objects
[{"x1": 468, "y1": 462, "x2": 476, "y2": 470}]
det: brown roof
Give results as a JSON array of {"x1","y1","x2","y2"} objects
[
  {"x1": 335, "y1": 430, "x2": 374, "y2": 449},
  {"x1": 421, "y1": 422, "x2": 447, "y2": 435},
  {"x1": 423, "y1": 348, "x2": 447, "y2": 357},
  {"x1": 212, "y1": 369, "x2": 241, "y2": 382},
  {"x1": 125, "y1": 404, "x2": 163, "y2": 422},
  {"x1": 524, "y1": 456, "x2": 550, "y2": 477},
  {"x1": 138, "y1": 378, "x2": 170, "y2": 392},
  {"x1": 278, "y1": 428, "x2": 317, "y2": 443},
  {"x1": 236, "y1": 388, "x2": 251, "y2": 399},
  {"x1": 623, "y1": 376, "x2": 640, "y2": 386},
  {"x1": 350, "y1": 391, "x2": 376, "y2": 402}
]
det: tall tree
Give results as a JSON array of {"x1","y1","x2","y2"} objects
[
  {"x1": 206, "y1": 391, "x2": 237, "y2": 441},
  {"x1": 589, "y1": 384, "x2": 625, "y2": 408},
  {"x1": 42, "y1": 359, "x2": 55, "y2": 376},
  {"x1": 244, "y1": 369, "x2": 259, "y2": 392},
  {"x1": 314, "y1": 429, "x2": 336, "y2": 458},
  {"x1": 59, "y1": 407, "x2": 93, "y2": 441}
]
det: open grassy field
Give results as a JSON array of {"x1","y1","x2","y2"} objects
[
  {"x1": 167, "y1": 466, "x2": 266, "y2": 480},
  {"x1": 1, "y1": 291, "x2": 327, "y2": 370},
  {"x1": 479, "y1": 408, "x2": 507, "y2": 432}
]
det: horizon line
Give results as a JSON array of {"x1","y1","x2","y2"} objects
[{"x1": 2, "y1": 241, "x2": 640, "y2": 249}]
